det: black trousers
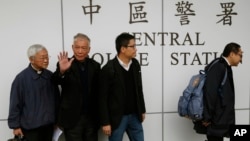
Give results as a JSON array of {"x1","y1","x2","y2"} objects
[
  {"x1": 22, "y1": 124, "x2": 54, "y2": 141},
  {"x1": 64, "y1": 115, "x2": 98, "y2": 141},
  {"x1": 206, "y1": 135, "x2": 224, "y2": 141}
]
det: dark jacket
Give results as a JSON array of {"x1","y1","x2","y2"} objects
[
  {"x1": 8, "y1": 64, "x2": 60, "y2": 130},
  {"x1": 98, "y1": 57, "x2": 146, "y2": 130},
  {"x1": 52, "y1": 57, "x2": 100, "y2": 129},
  {"x1": 203, "y1": 57, "x2": 235, "y2": 137}
]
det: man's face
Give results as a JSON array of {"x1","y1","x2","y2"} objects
[
  {"x1": 122, "y1": 39, "x2": 137, "y2": 59},
  {"x1": 31, "y1": 49, "x2": 49, "y2": 70},
  {"x1": 231, "y1": 48, "x2": 243, "y2": 66},
  {"x1": 72, "y1": 38, "x2": 90, "y2": 62}
]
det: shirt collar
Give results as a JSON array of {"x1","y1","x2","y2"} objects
[
  {"x1": 117, "y1": 56, "x2": 132, "y2": 71},
  {"x1": 28, "y1": 64, "x2": 50, "y2": 79},
  {"x1": 222, "y1": 56, "x2": 231, "y2": 66},
  {"x1": 30, "y1": 64, "x2": 43, "y2": 74}
]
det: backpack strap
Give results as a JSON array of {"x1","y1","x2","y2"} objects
[
  {"x1": 218, "y1": 68, "x2": 228, "y2": 106},
  {"x1": 206, "y1": 58, "x2": 228, "y2": 106},
  {"x1": 206, "y1": 58, "x2": 220, "y2": 72},
  {"x1": 220, "y1": 68, "x2": 228, "y2": 87},
  {"x1": 199, "y1": 58, "x2": 220, "y2": 74}
]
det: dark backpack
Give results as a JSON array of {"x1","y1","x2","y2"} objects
[{"x1": 178, "y1": 58, "x2": 227, "y2": 121}]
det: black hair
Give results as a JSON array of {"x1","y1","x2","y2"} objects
[
  {"x1": 222, "y1": 42, "x2": 241, "y2": 57},
  {"x1": 115, "y1": 32, "x2": 135, "y2": 54}
]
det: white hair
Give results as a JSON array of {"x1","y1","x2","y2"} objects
[
  {"x1": 74, "y1": 33, "x2": 91, "y2": 43},
  {"x1": 27, "y1": 44, "x2": 47, "y2": 58}
]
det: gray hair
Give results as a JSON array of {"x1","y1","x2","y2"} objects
[
  {"x1": 73, "y1": 33, "x2": 91, "y2": 43},
  {"x1": 27, "y1": 44, "x2": 47, "y2": 58}
]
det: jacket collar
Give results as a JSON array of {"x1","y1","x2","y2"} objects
[{"x1": 28, "y1": 64, "x2": 50, "y2": 80}]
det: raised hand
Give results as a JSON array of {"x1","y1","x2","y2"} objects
[{"x1": 58, "y1": 51, "x2": 74, "y2": 74}]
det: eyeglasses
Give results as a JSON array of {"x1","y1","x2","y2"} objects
[
  {"x1": 236, "y1": 53, "x2": 243, "y2": 58},
  {"x1": 126, "y1": 45, "x2": 136, "y2": 48},
  {"x1": 36, "y1": 56, "x2": 51, "y2": 61}
]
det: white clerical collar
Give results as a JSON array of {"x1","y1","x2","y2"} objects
[
  {"x1": 117, "y1": 56, "x2": 132, "y2": 71},
  {"x1": 31, "y1": 64, "x2": 42, "y2": 74}
]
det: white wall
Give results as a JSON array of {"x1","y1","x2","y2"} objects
[{"x1": 0, "y1": 0, "x2": 249, "y2": 141}]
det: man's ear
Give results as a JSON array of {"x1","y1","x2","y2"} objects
[
  {"x1": 229, "y1": 52, "x2": 235, "y2": 57},
  {"x1": 121, "y1": 46, "x2": 126, "y2": 53},
  {"x1": 29, "y1": 57, "x2": 34, "y2": 63}
]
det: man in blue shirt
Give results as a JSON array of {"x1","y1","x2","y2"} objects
[{"x1": 8, "y1": 44, "x2": 60, "y2": 141}]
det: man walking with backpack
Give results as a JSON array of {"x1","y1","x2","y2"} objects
[{"x1": 201, "y1": 42, "x2": 243, "y2": 141}]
